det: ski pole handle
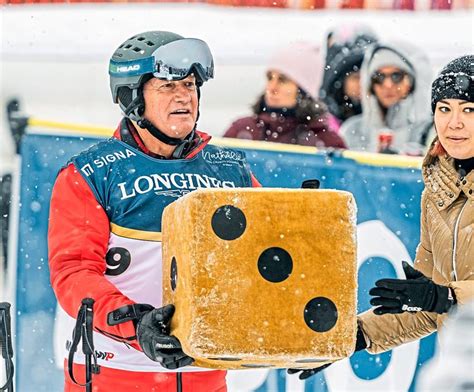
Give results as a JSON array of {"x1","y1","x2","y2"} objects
[{"x1": 81, "y1": 298, "x2": 95, "y2": 356}]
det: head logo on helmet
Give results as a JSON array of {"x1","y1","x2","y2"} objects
[{"x1": 115, "y1": 64, "x2": 141, "y2": 73}]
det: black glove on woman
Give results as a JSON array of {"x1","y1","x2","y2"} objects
[
  {"x1": 369, "y1": 261, "x2": 455, "y2": 315},
  {"x1": 287, "y1": 325, "x2": 368, "y2": 380}
]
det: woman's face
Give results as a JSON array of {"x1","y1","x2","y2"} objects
[
  {"x1": 264, "y1": 70, "x2": 299, "y2": 109},
  {"x1": 435, "y1": 99, "x2": 474, "y2": 159},
  {"x1": 371, "y1": 66, "x2": 412, "y2": 109}
]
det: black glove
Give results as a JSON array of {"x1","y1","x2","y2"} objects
[
  {"x1": 369, "y1": 261, "x2": 455, "y2": 315},
  {"x1": 287, "y1": 363, "x2": 332, "y2": 380},
  {"x1": 136, "y1": 304, "x2": 194, "y2": 369},
  {"x1": 287, "y1": 325, "x2": 367, "y2": 380}
]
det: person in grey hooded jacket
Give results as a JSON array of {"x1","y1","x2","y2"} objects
[{"x1": 340, "y1": 41, "x2": 433, "y2": 155}]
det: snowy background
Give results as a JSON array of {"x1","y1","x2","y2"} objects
[
  {"x1": 1, "y1": 4, "x2": 472, "y2": 174},
  {"x1": 0, "y1": 4, "x2": 473, "y2": 391}
]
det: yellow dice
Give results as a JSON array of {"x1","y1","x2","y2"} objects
[{"x1": 162, "y1": 188, "x2": 357, "y2": 369}]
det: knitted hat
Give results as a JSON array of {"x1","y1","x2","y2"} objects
[
  {"x1": 267, "y1": 42, "x2": 322, "y2": 100},
  {"x1": 367, "y1": 47, "x2": 414, "y2": 80},
  {"x1": 431, "y1": 55, "x2": 473, "y2": 113}
]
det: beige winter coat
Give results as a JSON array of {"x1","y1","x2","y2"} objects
[{"x1": 358, "y1": 154, "x2": 474, "y2": 354}]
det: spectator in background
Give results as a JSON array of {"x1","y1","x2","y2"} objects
[
  {"x1": 321, "y1": 24, "x2": 376, "y2": 69},
  {"x1": 223, "y1": 42, "x2": 346, "y2": 149},
  {"x1": 320, "y1": 24, "x2": 377, "y2": 90},
  {"x1": 320, "y1": 26, "x2": 378, "y2": 125},
  {"x1": 340, "y1": 41, "x2": 433, "y2": 155}
]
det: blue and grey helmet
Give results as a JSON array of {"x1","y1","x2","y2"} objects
[{"x1": 109, "y1": 31, "x2": 214, "y2": 121}]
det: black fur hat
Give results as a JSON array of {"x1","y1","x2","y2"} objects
[{"x1": 431, "y1": 55, "x2": 473, "y2": 113}]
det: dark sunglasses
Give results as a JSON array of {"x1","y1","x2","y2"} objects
[{"x1": 371, "y1": 71, "x2": 407, "y2": 85}]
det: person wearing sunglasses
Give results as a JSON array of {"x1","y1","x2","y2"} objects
[
  {"x1": 223, "y1": 42, "x2": 346, "y2": 149},
  {"x1": 319, "y1": 24, "x2": 378, "y2": 124},
  {"x1": 340, "y1": 41, "x2": 433, "y2": 155},
  {"x1": 48, "y1": 31, "x2": 260, "y2": 391},
  {"x1": 289, "y1": 54, "x2": 473, "y2": 382}
]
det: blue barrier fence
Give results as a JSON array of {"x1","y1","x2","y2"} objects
[{"x1": 14, "y1": 130, "x2": 435, "y2": 391}]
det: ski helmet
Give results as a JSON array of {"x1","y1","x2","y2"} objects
[{"x1": 109, "y1": 31, "x2": 214, "y2": 122}]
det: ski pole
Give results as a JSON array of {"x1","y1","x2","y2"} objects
[
  {"x1": 0, "y1": 302, "x2": 14, "y2": 392},
  {"x1": 67, "y1": 298, "x2": 99, "y2": 391}
]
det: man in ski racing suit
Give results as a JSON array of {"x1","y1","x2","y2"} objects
[{"x1": 48, "y1": 31, "x2": 260, "y2": 392}]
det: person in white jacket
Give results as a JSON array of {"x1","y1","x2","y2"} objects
[{"x1": 340, "y1": 40, "x2": 433, "y2": 155}]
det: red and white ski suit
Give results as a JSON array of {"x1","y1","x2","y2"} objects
[{"x1": 49, "y1": 122, "x2": 260, "y2": 391}]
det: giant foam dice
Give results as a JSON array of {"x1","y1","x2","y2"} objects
[{"x1": 162, "y1": 188, "x2": 357, "y2": 369}]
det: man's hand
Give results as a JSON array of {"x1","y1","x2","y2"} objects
[
  {"x1": 287, "y1": 325, "x2": 368, "y2": 380},
  {"x1": 369, "y1": 261, "x2": 455, "y2": 315},
  {"x1": 136, "y1": 304, "x2": 194, "y2": 369}
]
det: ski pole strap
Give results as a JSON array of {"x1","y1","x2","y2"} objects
[
  {"x1": 67, "y1": 305, "x2": 87, "y2": 387},
  {"x1": 0, "y1": 302, "x2": 14, "y2": 392},
  {"x1": 67, "y1": 299, "x2": 99, "y2": 387}
]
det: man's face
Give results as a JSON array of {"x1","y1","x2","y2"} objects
[
  {"x1": 435, "y1": 99, "x2": 474, "y2": 159},
  {"x1": 142, "y1": 75, "x2": 198, "y2": 139},
  {"x1": 371, "y1": 66, "x2": 412, "y2": 109},
  {"x1": 264, "y1": 70, "x2": 299, "y2": 109}
]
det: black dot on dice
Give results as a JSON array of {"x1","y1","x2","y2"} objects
[
  {"x1": 105, "y1": 247, "x2": 131, "y2": 276},
  {"x1": 170, "y1": 257, "x2": 178, "y2": 291},
  {"x1": 211, "y1": 205, "x2": 246, "y2": 240},
  {"x1": 304, "y1": 297, "x2": 338, "y2": 333},
  {"x1": 258, "y1": 247, "x2": 293, "y2": 283}
]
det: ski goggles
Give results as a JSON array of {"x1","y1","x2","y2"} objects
[
  {"x1": 431, "y1": 71, "x2": 473, "y2": 109},
  {"x1": 109, "y1": 38, "x2": 214, "y2": 85},
  {"x1": 434, "y1": 72, "x2": 472, "y2": 95},
  {"x1": 371, "y1": 70, "x2": 407, "y2": 85}
]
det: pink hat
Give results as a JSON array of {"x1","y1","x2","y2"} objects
[{"x1": 267, "y1": 42, "x2": 323, "y2": 100}]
